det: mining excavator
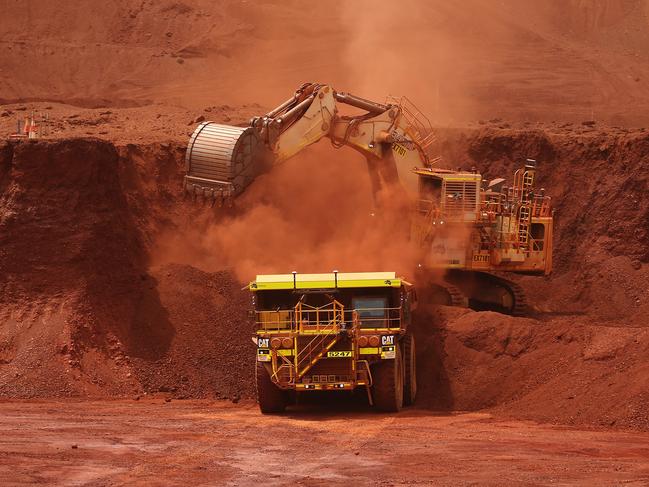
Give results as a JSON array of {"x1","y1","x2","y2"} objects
[{"x1": 184, "y1": 82, "x2": 553, "y2": 315}]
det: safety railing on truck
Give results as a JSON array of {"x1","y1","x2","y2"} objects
[
  {"x1": 345, "y1": 308, "x2": 403, "y2": 330},
  {"x1": 255, "y1": 304, "x2": 403, "y2": 333}
]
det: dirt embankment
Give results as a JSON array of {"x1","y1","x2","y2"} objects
[
  {"x1": 413, "y1": 306, "x2": 649, "y2": 430},
  {"x1": 0, "y1": 138, "x2": 252, "y2": 399},
  {"x1": 0, "y1": 128, "x2": 647, "y2": 431}
]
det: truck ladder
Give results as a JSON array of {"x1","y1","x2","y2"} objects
[
  {"x1": 295, "y1": 333, "x2": 341, "y2": 380},
  {"x1": 293, "y1": 299, "x2": 345, "y2": 381}
]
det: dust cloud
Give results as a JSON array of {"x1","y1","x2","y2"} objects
[
  {"x1": 335, "y1": 0, "x2": 492, "y2": 124},
  {"x1": 153, "y1": 142, "x2": 420, "y2": 283}
]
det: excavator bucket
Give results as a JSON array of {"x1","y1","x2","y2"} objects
[{"x1": 184, "y1": 122, "x2": 266, "y2": 205}]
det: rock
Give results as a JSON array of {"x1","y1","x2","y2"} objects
[
  {"x1": 176, "y1": 57, "x2": 185, "y2": 64},
  {"x1": 194, "y1": 115, "x2": 205, "y2": 124},
  {"x1": 582, "y1": 120, "x2": 596, "y2": 126},
  {"x1": 71, "y1": 444, "x2": 78, "y2": 449}
]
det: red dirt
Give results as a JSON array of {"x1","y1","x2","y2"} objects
[
  {"x1": 1, "y1": 400, "x2": 649, "y2": 486},
  {"x1": 0, "y1": 0, "x2": 647, "y2": 466}
]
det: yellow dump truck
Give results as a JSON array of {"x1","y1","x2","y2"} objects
[{"x1": 249, "y1": 271, "x2": 417, "y2": 413}]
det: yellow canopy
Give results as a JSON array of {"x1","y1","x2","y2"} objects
[{"x1": 249, "y1": 272, "x2": 401, "y2": 291}]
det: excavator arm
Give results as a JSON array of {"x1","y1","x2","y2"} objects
[{"x1": 184, "y1": 82, "x2": 437, "y2": 204}]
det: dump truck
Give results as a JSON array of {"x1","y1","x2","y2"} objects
[
  {"x1": 248, "y1": 271, "x2": 417, "y2": 413},
  {"x1": 186, "y1": 83, "x2": 553, "y2": 315}
]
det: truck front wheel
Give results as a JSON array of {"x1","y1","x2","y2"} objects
[
  {"x1": 256, "y1": 362, "x2": 287, "y2": 414},
  {"x1": 372, "y1": 345, "x2": 404, "y2": 412}
]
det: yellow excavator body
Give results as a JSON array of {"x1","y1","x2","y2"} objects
[{"x1": 184, "y1": 82, "x2": 553, "y2": 314}]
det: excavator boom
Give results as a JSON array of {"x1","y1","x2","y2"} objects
[{"x1": 184, "y1": 83, "x2": 435, "y2": 202}]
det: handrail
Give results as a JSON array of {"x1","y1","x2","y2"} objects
[
  {"x1": 255, "y1": 306, "x2": 403, "y2": 332},
  {"x1": 385, "y1": 94, "x2": 437, "y2": 164}
]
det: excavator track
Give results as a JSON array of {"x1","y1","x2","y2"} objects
[
  {"x1": 439, "y1": 283, "x2": 469, "y2": 308},
  {"x1": 479, "y1": 272, "x2": 529, "y2": 316},
  {"x1": 443, "y1": 270, "x2": 529, "y2": 316},
  {"x1": 416, "y1": 270, "x2": 469, "y2": 308}
]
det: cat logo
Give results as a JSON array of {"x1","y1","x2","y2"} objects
[
  {"x1": 381, "y1": 335, "x2": 394, "y2": 346},
  {"x1": 258, "y1": 338, "x2": 269, "y2": 348}
]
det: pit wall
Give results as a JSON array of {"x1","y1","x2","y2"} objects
[
  {"x1": 0, "y1": 130, "x2": 646, "y2": 430},
  {"x1": 0, "y1": 138, "x2": 251, "y2": 399}
]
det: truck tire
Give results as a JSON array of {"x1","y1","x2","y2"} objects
[
  {"x1": 256, "y1": 362, "x2": 286, "y2": 414},
  {"x1": 403, "y1": 333, "x2": 417, "y2": 406},
  {"x1": 372, "y1": 345, "x2": 404, "y2": 412}
]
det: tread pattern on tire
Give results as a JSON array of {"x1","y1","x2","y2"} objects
[
  {"x1": 372, "y1": 345, "x2": 404, "y2": 412},
  {"x1": 403, "y1": 333, "x2": 417, "y2": 406},
  {"x1": 256, "y1": 362, "x2": 286, "y2": 414}
]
